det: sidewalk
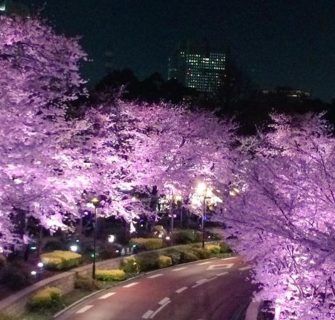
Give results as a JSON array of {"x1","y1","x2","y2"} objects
[{"x1": 245, "y1": 298, "x2": 262, "y2": 320}]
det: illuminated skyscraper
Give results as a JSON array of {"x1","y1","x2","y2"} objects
[{"x1": 168, "y1": 41, "x2": 226, "y2": 93}]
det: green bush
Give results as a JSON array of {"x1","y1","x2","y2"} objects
[
  {"x1": 219, "y1": 242, "x2": 232, "y2": 253},
  {"x1": 120, "y1": 256, "x2": 139, "y2": 274},
  {"x1": 205, "y1": 244, "x2": 221, "y2": 255},
  {"x1": 95, "y1": 269, "x2": 126, "y2": 281},
  {"x1": 75, "y1": 275, "x2": 100, "y2": 291},
  {"x1": 180, "y1": 251, "x2": 198, "y2": 263},
  {"x1": 191, "y1": 247, "x2": 210, "y2": 259},
  {"x1": 28, "y1": 287, "x2": 62, "y2": 310},
  {"x1": 135, "y1": 252, "x2": 159, "y2": 272},
  {"x1": 172, "y1": 229, "x2": 200, "y2": 244},
  {"x1": 160, "y1": 248, "x2": 181, "y2": 265},
  {"x1": 0, "y1": 265, "x2": 30, "y2": 290},
  {"x1": 41, "y1": 250, "x2": 82, "y2": 270},
  {"x1": 130, "y1": 238, "x2": 163, "y2": 250},
  {"x1": 158, "y1": 255, "x2": 172, "y2": 268}
]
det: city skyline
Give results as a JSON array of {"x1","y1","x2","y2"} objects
[{"x1": 14, "y1": 0, "x2": 335, "y2": 101}]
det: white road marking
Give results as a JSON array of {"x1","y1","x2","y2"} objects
[
  {"x1": 150, "y1": 301, "x2": 171, "y2": 318},
  {"x1": 148, "y1": 273, "x2": 163, "y2": 279},
  {"x1": 142, "y1": 310, "x2": 154, "y2": 319},
  {"x1": 221, "y1": 257, "x2": 236, "y2": 261},
  {"x1": 176, "y1": 286, "x2": 188, "y2": 294},
  {"x1": 172, "y1": 266, "x2": 187, "y2": 272},
  {"x1": 197, "y1": 261, "x2": 211, "y2": 265},
  {"x1": 216, "y1": 272, "x2": 228, "y2": 276},
  {"x1": 123, "y1": 282, "x2": 139, "y2": 288},
  {"x1": 76, "y1": 305, "x2": 93, "y2": 314},
  {"x1": 159, "y1": 297, "x2": 171, "y2": 305},
  {"x1": 192, "y1": 278, "x2": 209, "y2": 288},
  {"x1": 207, "y1": 263, "x2": 234, "y2": 271},
  {"x1": 98, "y1": 292, "x2": 116, "y2": 300},
  {"x1": 239, "y1": 266, "x2": 252, "y2": 271}
]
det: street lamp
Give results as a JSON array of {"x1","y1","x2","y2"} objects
[{"x1": 90, "y1": 196, "x2": 100, "y2": 280}]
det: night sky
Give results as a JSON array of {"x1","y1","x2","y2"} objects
[{"x1": 21, "y1": 0, "x2": 335, "y2": 101}]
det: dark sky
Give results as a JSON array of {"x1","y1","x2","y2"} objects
[{"x1": 21, "y1": 0, "x2": 335, "y2": 101}]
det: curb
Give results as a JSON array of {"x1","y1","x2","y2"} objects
[
  {"x1": 53, "y1": 255, "x2": 236, "y2": 319},
  {"x1": 245, "y1": 298, "x2": 262, "y2": 320}
]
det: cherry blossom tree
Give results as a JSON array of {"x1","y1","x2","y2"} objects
[
  {"x1": 0, "y1": 15, "x2": 88, "y2": 250},
  {"x1": 127, "y1": 102, "x2": 236, "y2": 201},
  {"x1": 225, "y1": 113, "x2": 335, "y2": 319}
]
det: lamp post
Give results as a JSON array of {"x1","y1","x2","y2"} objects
[
  {"x1": 91, "y1": 197, "x2": 100, "y2": 280},
  {"x1": 195, "y1": 182, "x2": 209, "y2": 249}
]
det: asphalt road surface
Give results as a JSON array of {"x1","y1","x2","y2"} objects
[{"x1": 56, "y1": 256, "x2": 255, "y2": 320}]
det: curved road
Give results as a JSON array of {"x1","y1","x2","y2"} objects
[{"x1": 56, "y1": 256, "x2": 255, "y2": 320}]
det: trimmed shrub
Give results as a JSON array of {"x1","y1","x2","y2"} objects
[
  {"x1": 219, "y1": 242, "x2": 232, "y2": 253},
  {"x1": 41, "y1": 250, "x2": 82, "y2": 270},
  {"x1": 28, "y1": 287, "x2": 62, "y2": 310},
  {"x1": 129, "y1": 238, "x2": 163, "y2": 250},
  {"x1": 172, "y1": 229, "x2": 201, "y2": 244},
  {"x1": 205, "y1": 244, "x2": 222, "y2": 255},
  {"x1": 0, "y1": 265, "x2": 30, "y2": 290},
  {"x1": 191, "y1": 247, "x2": 211, "y2": 259},
  {"x1": 95, "y1": 269, "x2": 126, "y2": 281},
  {"x1": 75, "y1": 275, "x2": 100, "y2": 291},
  {"x1": 120, "y1": 256, "x2": 139, "y2": 274},
  {"x1": 135, "y1": 252, "x2": 159, "y2": 272},
  {"x1": 158, "y1": 255, "x2": 172, "y2": 268},
  {"x1": 180, "y1": 251, "x2": 198, "y2": 263},
  {"x1": 160, "y1": 248, "x2": 181, "y2": 265}
]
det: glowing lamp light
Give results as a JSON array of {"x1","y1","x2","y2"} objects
[
  {"x1": 37, "y1": 262, "x2": 44, "y2": 268},
  {"x1": 165, "y1": 236, "x2": 171, "y2": 241},
  {"x1": 70, "y1": 245, "x2": 78, "y2": 252},
  {"x1": 0, "y1": 3, "x2": 6, "y2": 12},
  {"x1": 31, "y1": 270, "x2": 37, "y2": 276},
  {"x1": 108, "y1": 234, "x2": 115, "y2": 243},
  {"x1": 196, "y1": 182, "x2": 207, "y2": 195},
  {"x1": 91, "y1": 197, "x2": 100, "y2": 207}
]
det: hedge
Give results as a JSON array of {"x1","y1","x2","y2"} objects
[
  {"x1": 28, "y1": 287, "x2": 62, "y2": 310},
  {"x1": 95, "y1": 269, "x2": 126, "y2": 281},
  {"x1": 172, "y1": 229, "x2": 200, "y2": 244},
  {"x1": 160, "y1": 248, "x2": 182, "y2": 265},
  {"x1": 158, "y1": 255, "x2": 172, "y2": 268},
  {"x1": 120, "y1": 256, "x2": 139, "y2": 274},
  {"x1": 205, "y1": 244, "x2": 221, "y2": 255},
  {"x1": 75, "y1": 275, "x2": 101, "y2": 291},
  {"x1": 40, "y1": 250, "x2": 82, "y2": 270},
  {"x1": 135, "y1": 252, "x2": 160, "y2": 271},
  {"x1": 130, "y1": 238, "x2": 163, "y2": 250}
]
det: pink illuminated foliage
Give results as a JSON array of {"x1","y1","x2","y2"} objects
[
  {"x1": 226, "y1": 113, "x2": 335, "y2": 319},
  {"x1": 127, "y1": 102, "x2": 236, "y2": 200},
  {"x1": 0, "y1": 15, "x2": 88, "y2": 249}
]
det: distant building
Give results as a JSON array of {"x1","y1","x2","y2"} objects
[{"x1": 168, "y1": 41, "x2": 226, "y2": 94}]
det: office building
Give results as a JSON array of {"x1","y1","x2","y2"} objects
[{"x1": 168, "y1": 42, "x2": 226, "y2": 94}]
